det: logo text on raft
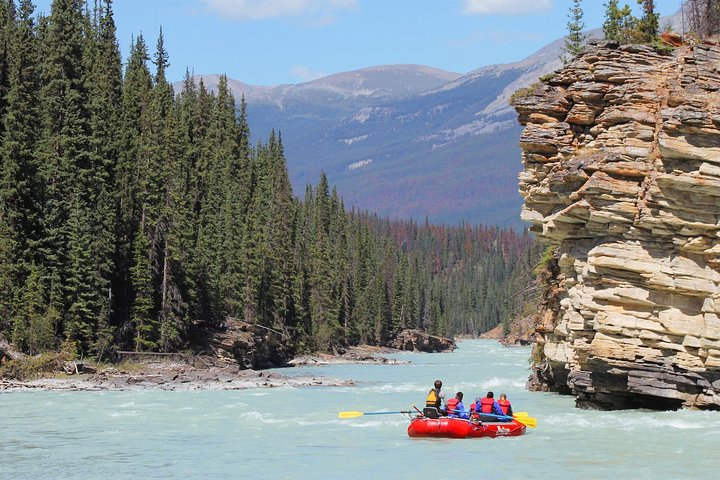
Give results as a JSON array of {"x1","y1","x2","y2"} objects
[{"x1": 496, "y1": 427, "x2": 511, "y2": 435}]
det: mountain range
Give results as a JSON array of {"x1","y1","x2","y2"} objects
[{"x1": 176, "y1": 12, "x2": 680, "y2": 227}]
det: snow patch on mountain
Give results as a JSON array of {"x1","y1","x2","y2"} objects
[{"x1": 348, "y1": 159, "x2": 372, "y2": 170}]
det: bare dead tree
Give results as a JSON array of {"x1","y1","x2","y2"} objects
[{"x1": 684, "y1": 0, "x2": 720, "y2": 38}]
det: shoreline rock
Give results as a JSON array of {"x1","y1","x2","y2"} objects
[
  {"x1": 0, "y1": 344, "x2": 406, "y2": 392},
  {"x1": 0, "y1": 330, "x2": 458, "y2": 392},
  {"x1": 388, "y1": 329, "x2": 456, "y2": 352},
  {"x1": 288, "y1": 345, "x2": 408, "y2": 366},
  {"x1": 0, "y1": 360, "x2": 354, "y2": 392}
]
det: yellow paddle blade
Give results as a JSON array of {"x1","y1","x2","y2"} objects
[
  {"x1": 513, "y1": 412, "x2": 529, "y2": 418},
  {"x1": 338, "y1": 411, "x2": 364, "y2": 419},
  {"x1": 515, "y1": 415, "x2": 537, "y2": 428}
]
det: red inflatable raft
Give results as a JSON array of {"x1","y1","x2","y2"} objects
[{"x1": 407, "y1": 416, "x2": 526, "y2": 439}]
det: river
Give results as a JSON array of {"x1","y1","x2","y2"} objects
[{"x1": 2, "y1": 340, "x2": 719, "y2": 479}]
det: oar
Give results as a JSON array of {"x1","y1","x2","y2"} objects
[
  {"x1": 448, "y1": 410, "x2": 537, "y2": 428},
  {"x1": 501, "y1": 412, "x2": 537, "y2": 428},
  {"x1": 338, "y1": 410, "x2": 413, "y2": 419},
  {"x1": 450, "y1": 410, "x2": 512, "y2": 421},
  {"x1": 515, "y1": 415, "x2": 537, "y2": 428}
]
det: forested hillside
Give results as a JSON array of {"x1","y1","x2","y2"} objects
[{"x1": 0, "y1": 0, "x2": 540, "y2": 359}]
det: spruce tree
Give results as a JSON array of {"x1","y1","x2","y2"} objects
[
  {"x1": 636, "y1": 0, "x2": 659, "y2": 43},
  {"x1": 0, "y1": 0, "x2": 15, "y2": 139},
  {"x1": 115, "y1": 34, "x2": 152, "y2": 342},
  {"x1": 260, "y1": 132, "x2": 294, "y2": 328},
  {"x1": 130, "y1": 28, "x2": 175, "y2": 350},
  {"x1": 38, "y1": 0, "x2": 94, "y2": 351},
  {"x1": 158, "y1": 99, "x2": 194, "y2": 351},
  {"x1": 603, "y1": 0, "x2": 623, "y2": 41},
  {"x1": 86, "y1": 0, "x2": 122, "y2": 354},
  {"x1": 564, "y1": 0, "x2": 588, "y2": 62},
  {"x1": 603, "y1": 0, "x2": 636, "y2": 43},
  {"x1": 0, "y1": 220, "x2": 13, "y2": 334},
  {"x1": 1, "y1": 0, "x2": 42, "y2": 340}
]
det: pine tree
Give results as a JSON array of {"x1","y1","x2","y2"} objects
[
  {"x1": 308, "y1": 173, "x2": 343, "y2": 350},
  {"x1": 0, "y1": 0, "x2": 15, "y2": 139},
  {"x1": 158, "y1": 100, "x2": 194, "y2": 351},
  {"x1": 115, "y1": 34, "x2": 152, "y2": 343},
  {"x1": 14, "y1": 264, "x2": 58, "y2": 354},
  {"x1": 261, "y1": 132, "x2": 294, "y2": 328},
  {"x1": 38, "y1": 0, "x2": 94, "y2": 350},
  {"x1": 636, "y1": 0, "x2": 659, "y2": 42},
  {"x1": 196, "y1": 75, "x2": 241, "y2": 323},
  {"x1": 130, "y1": 28, "x2": 175, "y2": 350},
  {"x1": 1, "y1": 0, "x2": 42, "y2": 329},
  {"x1": 603, "y1": 1, "x2": 636, "y2": 43},
  {"x1": 391, "y1": 253, "x2": 407, "y2": 335},
  {"x1": 0, "y1": 220, "x2": 14, "y2": 334},
  {"x1": 603, "y1": 0, "x2": 623, "y2": 41},
  {"x1": 564, "y1": 0, "x2": 588, "y2": 62},
  {"x1": 86, "y1": 0, "x2": 122, "y2": 354}
]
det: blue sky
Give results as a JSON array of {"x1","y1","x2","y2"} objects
[{"x1": 34, "y1": 0, "x2": 682, "y2": 85}]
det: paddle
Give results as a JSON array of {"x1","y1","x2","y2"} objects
[
  {"x1": 447, "y1": 409, "x2": 537, "y2": 428},
  {"x1": 516, "y1": 415, "x2": 537, "y2": 428},
  {"x1": 446, "y1": 409, "x2": 510, "y2": 420},
  {"x1": 338, "y1": 410, "x2": 413, "y2": 419},
  {"x1": 512, "y1": 412, "x2": 537, "y2": 428}
]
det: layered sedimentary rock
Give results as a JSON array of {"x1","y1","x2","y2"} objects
[
  {"x1": 514, "y1": 40, "x2": 720, "y2": 409},
  {"x1": 202, "y1": 318, "x2": 292, "y2": 369}
]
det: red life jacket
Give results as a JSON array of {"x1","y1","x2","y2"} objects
[
  {"x1": 480, "y1": 397, "x2": 494, "y2": 413},
  {"x1": 446, "y1": 398, "x2": 460, "y2": 414},
  {"x1": 498, "y1": 399, "x2": 511, "y2": 415}
]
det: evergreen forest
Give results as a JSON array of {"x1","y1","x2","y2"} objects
[{"x1": 0, "y1": 0, "x2": 541, "y2": 359}]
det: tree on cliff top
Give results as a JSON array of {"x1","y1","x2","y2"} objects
[
  {"x1": 603, "y1": 0, "x2": 636, "y2": 43},
  {"x1": 636, "y1": 0, "x2": 659, "y2": 43},
  {"x1": 564, "y1": 0, "x2": 588, "y2": 62}
]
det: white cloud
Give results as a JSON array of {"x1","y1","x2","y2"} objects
[
  {"x1": 201, "y1": 0, "x2": 357, "y2": 20},
  {"x1": 463, "y1": 0, "x2": 552, "y2": 15},
  {"x1": 291, "y1": 65, "x2": 326, "y2": 81}
]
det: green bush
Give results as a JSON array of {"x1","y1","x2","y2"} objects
[
  {"x1": 651, "y1": 38, "x2": 674, "y2": 55},
  {"x1": 538, "y1": 73, "x2": 554, "y2": 83},
  {"x1": 0, "y1": 342, "x2": 77, "y2": 380},
  {"x1": 533, "y1": 245, "x2": 556, "y2": 277},
  {"x1": 509, "y1": 82, "x2": 543, "y2": 106},
  {"x1": 529, "y1": 343, "x2": 544, "y2": 366}
]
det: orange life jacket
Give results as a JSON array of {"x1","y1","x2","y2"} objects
[
  {"x1": 498, "y1": 399, "x2": 511, "y2": 415},
  {"x1": 480, "y1": 397, "x2": 494, "y2": 413},
  {"x1": 446, "y1": 398, "x2": 460, "y2": 414}
]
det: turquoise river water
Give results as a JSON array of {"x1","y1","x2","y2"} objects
[{"x1": 2, "y1": 340, "x2": 720, "y2": 479}]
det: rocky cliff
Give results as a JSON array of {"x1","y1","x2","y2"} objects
[{"x1": 514, "y1": 39, "x2": 720, "y2": 410}]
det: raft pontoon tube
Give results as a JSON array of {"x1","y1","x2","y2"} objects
[{"x1": 407, "y1": 416, "x2": 526, "y2": 438}]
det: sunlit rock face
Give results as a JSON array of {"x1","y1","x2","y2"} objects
[{"x1": 515, "y1": 39, "x2": 720, "y2": 410}]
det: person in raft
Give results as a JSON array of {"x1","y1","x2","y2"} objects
[
  {"x1": 498, "y1": 393, "x2": 513, "y2": 416},
  {"x1": 446, "y1": 392, "x2": 469, "y2": 419},
  {"x1": 478, "y1": 391, "x2": 505, "y2": 417},
  {"x1": 425, "y1": 380, "x2": 447, "y2": 416}
]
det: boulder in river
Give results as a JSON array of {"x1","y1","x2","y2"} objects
[
  {"x1": 389, "y1": 329, "x2": 456, "y2": 353},
  {"x1": 202, "y1": 317, "x2": 293, "y2": 369}
]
